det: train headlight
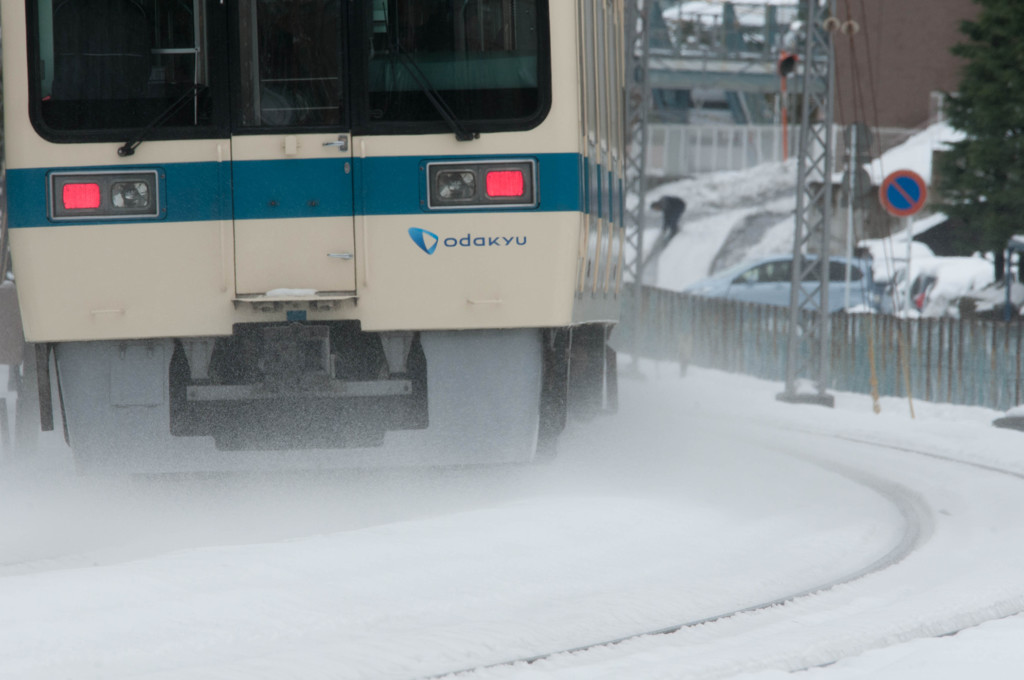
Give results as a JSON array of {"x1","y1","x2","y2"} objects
[
  {"x1": 111, "y1": 181, "x2": 152, "y2": 210},
  {"x1": 426, "y1": 160, "x2": 536, "y2": 210},
  {"x1": 49, "y1": 170, "x2": 160, "y2": 221},
  {"x1": 436, "y1": 170, "x2": 476, "y2": 201}
]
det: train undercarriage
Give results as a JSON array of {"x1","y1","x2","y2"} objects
[{"x1": 7, "y1": 322, "x2": 616, "y2": 474}]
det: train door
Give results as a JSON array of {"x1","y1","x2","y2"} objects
[{"x1": 230, "y1": 0, "x2": 355, "y2": 298}]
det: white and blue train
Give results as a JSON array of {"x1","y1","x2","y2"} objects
[{"x1": 0, "y1": 0, "x2": 626, "y2": 472}]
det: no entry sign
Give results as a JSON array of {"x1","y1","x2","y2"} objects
[{"x1": 879, "y1": 170, "x2": 928, "y2": 217}]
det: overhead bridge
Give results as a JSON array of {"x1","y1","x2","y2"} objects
[
  {"x1": 650, "y1": 55, "x2": 822, "y2": 95},
  {"x1": 648, "y1": 1, "x2": 807, "y2": 122}
]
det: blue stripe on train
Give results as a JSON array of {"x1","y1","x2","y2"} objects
[
  {"x1": 6, "y1": 163, "x2": 230, "y2": 227},
  {"x1": 6, "y1": 153, "x2": 586, "y2": 228}
]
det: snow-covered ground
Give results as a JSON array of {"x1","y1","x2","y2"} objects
[
  {"x1": 5, "y1": 122, "x2": 1024, "y2": 678},
  {"x1": 647, "y1": 159, "x2": 800, "y2": 291},
  {"x1": 4, "y1": 364, "x2": 1024, "y2": 679}
]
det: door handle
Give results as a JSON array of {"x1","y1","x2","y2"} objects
[
  {"x1": 328, "y1": 252, "x2": 354, "y2": 260},
  {"x1": 323, "y1": 136, "x2": 349, "y2": 152}
]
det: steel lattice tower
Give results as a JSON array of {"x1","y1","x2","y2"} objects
[
  {"x1": 623, "y1": 0, "x2": 654, "y2": 286},
  {"x1": 779, "y1": 0, "x2": 837, "y2": 407}
]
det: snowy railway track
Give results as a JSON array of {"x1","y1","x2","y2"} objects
[
  {"x1": 7, "y1": 375, "x2": 1024, "y2": 680},
  {"x1": 418, "y1": 433, "x2": 1024, "y2": 680},
  {"x1": 830, "y1": 432, "x2": 1024, "y2": 482}
]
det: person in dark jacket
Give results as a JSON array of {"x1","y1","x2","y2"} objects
[{"x1": 651, "y1": 196, "x2": 686, "y2": 238}]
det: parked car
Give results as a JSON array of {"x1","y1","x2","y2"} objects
[
  {"x1": 878, "y1": 268, "x2": 934, "y2": 316},
  {"x1": 879, "y1": 256, "x2": 996, "y2": 317},
  {"x1": 684, "y1": 255, "x2": 879, "y2": 312}
]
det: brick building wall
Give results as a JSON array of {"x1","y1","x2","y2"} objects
[{"x1": 833, "y1": 0, "x2": 978, "y2": 129}]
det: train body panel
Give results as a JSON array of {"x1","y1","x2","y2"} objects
[
  {"x1": 9, "y1": 220, "x2": 236, "y2": 341},
  {"x1": 7, "y1": 160, "x2": 589, "y2": 338},
  {"x1": 1, "y1": 0, "x2": 625, "y2": 467}
]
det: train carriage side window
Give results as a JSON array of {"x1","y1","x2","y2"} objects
[{"x1": 30, "y1": 0, "x2": 221, "y2": 137}]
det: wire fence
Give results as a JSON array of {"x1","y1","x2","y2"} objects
[{"x1": 616, "y1": 283, "x2": 1024, "y2": 412}]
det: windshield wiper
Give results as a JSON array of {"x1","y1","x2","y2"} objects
[
  {"x1": 393, "y1": 47, "x2": 479, "y2": 142},
  {"x1": 118, "y1": 84, "x2": 205, "y2": 157}
]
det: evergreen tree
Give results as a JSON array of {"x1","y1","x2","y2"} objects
[{"x1": 935, "y1": 0, "x2": 1024, "y2": 254}]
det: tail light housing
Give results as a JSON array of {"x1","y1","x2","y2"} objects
[
  {"x1": 426, "y1": 159, "x2": 536, "y2": 209},
  {"x1": 49, "y1": 170, "x2": 160, "y2": 221}
]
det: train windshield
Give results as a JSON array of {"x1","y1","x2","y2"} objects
[
  {"x1": 28, "y1": 0, "x2": 548, "y2": 139},
  {"x1": 366, "y1": 0, "x2": 546, "y2": 128},
  {"x1": 33, "y1": 0, "x2": 219, "y2": 133}
]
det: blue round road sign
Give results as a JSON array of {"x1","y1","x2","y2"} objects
[{"x1": 880, "y1": 170, "x2": 927, "y2": 217}]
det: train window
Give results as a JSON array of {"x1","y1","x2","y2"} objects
[
  {"x1": 366, "y1": 0, "x2": 549, "y2": 131},
  {"x1": 27, "y1": 0, "x2": 547, "y2": 139},
  {"x1": 31, "y1": 0, "x2": 218, "y2": 134},
  {"x1": 583, "y1": 0, "x2": 596, "y2": 147},
  {"x1": 236, "y1": 0, "x2": 344, "y2": 128}
]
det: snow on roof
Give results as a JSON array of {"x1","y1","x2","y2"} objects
[
  {"x1": 910, "y1": 211, "x2": 949, "y2": 237},
  {"x1": 866, "y1": 121, "x2": 964, "y2": 185}
]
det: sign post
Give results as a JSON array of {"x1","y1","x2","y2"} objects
[
  {"x1": 879, "y1": 169, "x2": 928, "y2": 419},
  {"x1": 879, "y1": 170, "x2": 928, "y2": 313}
]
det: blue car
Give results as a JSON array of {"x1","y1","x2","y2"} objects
[{"x1": 684, "y1": 255, "x2": 879, "y2": 312}]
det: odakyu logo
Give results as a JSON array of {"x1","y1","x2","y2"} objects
[
  {"x1": 408, "y1": 227, "x2": 527, "y2": 255},
  {"x1": 408, "y1": 227, "x2": 439, "y2": 255}
]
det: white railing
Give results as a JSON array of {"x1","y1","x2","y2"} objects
[
  {"x1": 647, "y1": 124, "x2": 799, "y2": 177},
  {"x1": 648, "y1": 123, "x2": 916, "y2": 178}
]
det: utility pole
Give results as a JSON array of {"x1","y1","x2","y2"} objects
[{"x1": 779, "y1": 0, "x2": 837, "y2": 407}]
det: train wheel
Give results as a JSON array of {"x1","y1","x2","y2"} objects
[
  {"x1": 536, "y1": 329, "x2": 570, "y2": 461},
  {"x1": 12, "y1": 345, "x2": 40, "y2": 458},
  {"x1": 605, "y1": 335, "x2": 619, "y2": 414},
  {"x1": 568, "y1": 324, "x2": 615, "y2": 421}
]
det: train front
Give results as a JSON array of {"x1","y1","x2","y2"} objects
[{"x1": 1, "y1": 0, "x2": 623, "y2": 472}]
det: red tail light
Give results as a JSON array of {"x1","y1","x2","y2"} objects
[
  {"x1": 62, "y1": 183, "x2": 101, "y2": 210},
  {"x1": 486, "y1": 170, "x2": 525, "y2": 198}
]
